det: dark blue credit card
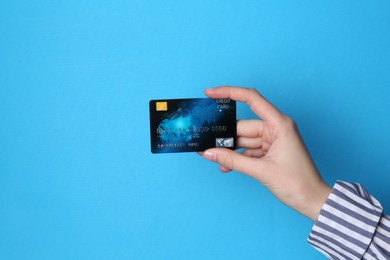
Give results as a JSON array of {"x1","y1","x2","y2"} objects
[{"x1": 149, "y1": 98, "x2": 236, "y2": 153}]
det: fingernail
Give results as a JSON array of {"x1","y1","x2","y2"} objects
[
  {"x1": 205, "y1": 88, "x2": 215, "y2": 94},
  {"x1": 203, "y1": 151, "x2": 216, "y2": 162}
]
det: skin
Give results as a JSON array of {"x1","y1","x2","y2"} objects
[{"x1": 199, "y1": 86, "x2": 331, "y2": 222}]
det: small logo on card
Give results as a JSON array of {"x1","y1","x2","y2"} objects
[{"x1": 216, "y1": 137, "x2": 234, "y2": 148}]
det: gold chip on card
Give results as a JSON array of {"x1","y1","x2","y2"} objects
[{"x1": 156, "y1": 102, "x2": 168, "y2": 111}]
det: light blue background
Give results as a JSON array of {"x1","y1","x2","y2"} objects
[{"x1": 1, "y1": 1, "x2": 389, "y2": 259}]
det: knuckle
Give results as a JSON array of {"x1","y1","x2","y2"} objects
[
  {"x1": 222, "y1": 155, "x2": 235, "y2": 170},
  {"x1": 285, "y1": 115, "x2": 295, "y2": 126},
  {"x1": 248, "y1": 88, "x2": 259, "y2": 95},
  {"x1": 281, "y1": 115, "x2": 297, "y2": 130}
]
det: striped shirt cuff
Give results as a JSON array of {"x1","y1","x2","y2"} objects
[{"x1": 308, "y1": 181, "x2": 383, "y2": 259}]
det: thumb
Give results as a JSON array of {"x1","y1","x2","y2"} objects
[{"x1": 202, "y1": 148, "x2": 262, "y2": 178}]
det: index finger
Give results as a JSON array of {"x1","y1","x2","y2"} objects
[{"x1": 205, "y1": 86, "x2": 283, "y2": 122}]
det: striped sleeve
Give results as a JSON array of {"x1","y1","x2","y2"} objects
[{"x1": 307, "y1": 181, "x2": 390, "y2": 259}]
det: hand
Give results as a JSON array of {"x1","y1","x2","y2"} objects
[{"x1": 199, "y1": 86, "x2": 331, "y2": 222}]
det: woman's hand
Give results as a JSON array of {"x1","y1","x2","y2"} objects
[{"x1": 199, "y1": 86, "x2": 331, "y2": 222}]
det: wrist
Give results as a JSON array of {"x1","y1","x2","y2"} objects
[{"x1": 302, "y1": 182, "x2": 331, "y2": 222}]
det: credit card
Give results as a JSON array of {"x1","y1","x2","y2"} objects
[{"x1": 149, "y1": 98, "x2": 236, "y2": 153}]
